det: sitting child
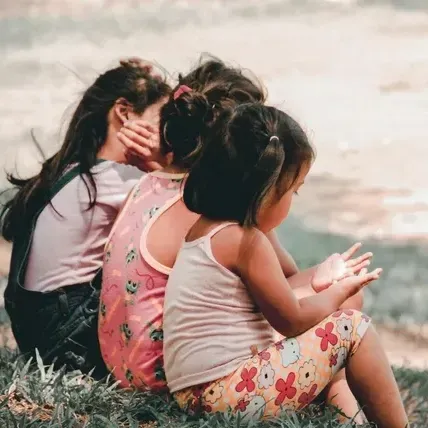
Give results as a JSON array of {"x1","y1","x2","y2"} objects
[
  {"x1": 1, "y1": 59, "x2": 170, "y2": 378},
  {"x1": 163, "y1": 103, "x2": 408, "y2": 428}
]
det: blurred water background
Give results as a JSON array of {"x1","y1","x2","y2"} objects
[{"x1": 0, "y1": 0, "x2": 428, "y2": 362}]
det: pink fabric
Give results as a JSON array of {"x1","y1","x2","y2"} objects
[{"x1": 99, "y1": 171, "x2": 184, "y2": 390}]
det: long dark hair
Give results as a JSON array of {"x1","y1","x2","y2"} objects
[
  {"x1": 159, "y1": 55, "x2": 267, "y2": 169},
  {"x1": 183, "y1": 103, "x2": 315, "y2": 227},
  {"x1": 1, "y1": 60, "x2": 171, "y2": 242}
]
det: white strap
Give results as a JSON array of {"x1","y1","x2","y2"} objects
[{"x1": 205, "y1": 222, "x2": 238, "y2": 240}]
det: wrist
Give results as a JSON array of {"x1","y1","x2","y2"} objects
[{"x1": 324, "y1": 282, "x2": 348, "y2": 308}]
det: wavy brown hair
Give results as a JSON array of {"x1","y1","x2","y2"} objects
[{"x1": 1, "y1": 60, "x2": 171, "y2": 242}]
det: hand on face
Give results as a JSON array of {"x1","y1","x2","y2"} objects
[
  {"x1": 311, "y1": 243, "x2": 373, "y2": 292},
  {"x1": 118, "y1": 120, "x2": 171, "y2": 172}
]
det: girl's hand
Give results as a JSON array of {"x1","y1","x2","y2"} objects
[
  {"x1": 332, "y1": 267, "x2": 382, "y2": 299},
  {"x1": 118, "y1": 120, "x2": 170, "y2": 172},
  {"x1": 312, "y1": 243, "x2": 373, "y2": 293}
]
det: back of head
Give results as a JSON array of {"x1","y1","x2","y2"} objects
[
  {"x1": 159, "y1": 55, "x2": 266, "y2": 168},
  {"x1": 1, "y1": 59, "x2": 171, "y2": 242},
  {"x1": 183, "y1": 103, "x2": 315, "y2": 227}
]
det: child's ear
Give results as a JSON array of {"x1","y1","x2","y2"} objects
[{"x1": 114, "y1": 98, "x2": 133, "y2": 124}]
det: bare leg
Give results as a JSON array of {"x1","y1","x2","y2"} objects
[
  {"x1": 295, "y1": 286, "x2": 364, "y2": 423},
  {"x1": 323, "y1": 369, "x2": 364, "y2": 424},
  {"x1": 324, "y1": 291, "x2": 365, "y2": 423},
  {"x1": 347, "y1": 325, "x2": 408, "y2": 428}
]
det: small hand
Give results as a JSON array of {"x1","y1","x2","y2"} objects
[
  {"x1": 312, "y1": 243, "x2": 373, "y2": 292},
  {"x1": 334, "y1": 267, "x2": 383, "y2": 298}
]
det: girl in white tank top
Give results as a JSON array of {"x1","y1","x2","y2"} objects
[{"x1": 163, "y1": 103, "x2": 408, "y2": 427}]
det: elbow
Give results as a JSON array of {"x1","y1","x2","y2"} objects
[
  {"x1": 285, "y1": 265, "x2": 299, "y2": 279},
  {"x1": 271, "y1": 311, "x2": 306, "y2": 339}
]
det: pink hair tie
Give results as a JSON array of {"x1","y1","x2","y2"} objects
[{"x1": 173, "y1": 84, "x2": 192, "y2": 100}]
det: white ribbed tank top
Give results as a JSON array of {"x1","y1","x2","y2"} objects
[{"x1": 163, "y1": 223, "x2": 275, "y2": 392}]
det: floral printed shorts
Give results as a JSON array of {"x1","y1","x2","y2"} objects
[{"x1": 174, "y1": 310, "x2": 371, "y2": 420}]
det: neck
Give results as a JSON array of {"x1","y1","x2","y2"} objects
[
  {"x1": 161, "y1": 164, "x2": 188, "y2": 174},
  {"x1": 97, "y1": 124, "x2": 126, "y2": 163}
]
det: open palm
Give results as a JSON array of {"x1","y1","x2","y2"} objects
[{"x1": 311, "y1": 243, "x2": 372, "y2": 293}]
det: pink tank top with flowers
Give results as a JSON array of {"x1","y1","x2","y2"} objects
[{"x1": 98, "y1": 170, "x2": 185, "y2": 390}]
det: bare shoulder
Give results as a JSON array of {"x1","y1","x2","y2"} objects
[{"x1": 211, "y1": 225, "x2": 266, "y2": 274}]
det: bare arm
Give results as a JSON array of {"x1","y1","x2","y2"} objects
[
  {"x1": 265, "y1": 230, "x2": 318, "y2": 293},
  {"x1": 237, "y1": 229, "x2": 381, "y2": 338},
  {"x1": 265, "y1": 230, "x2": 299, "y2": 277}
]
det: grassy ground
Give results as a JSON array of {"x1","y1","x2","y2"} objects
[
  {"x1": 1, "y1": 193, "x2": 428, "y2": 427},
  {"x1": 0, "y1": 347, "x2": 426, "y2": 428},
  {"x1": 0, "y1": 215, "x2": 427, "y2": 426}
]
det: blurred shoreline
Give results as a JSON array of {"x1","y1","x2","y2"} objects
[{"x1": 2, "y1": 1, "x2": 428, "y2": 243}]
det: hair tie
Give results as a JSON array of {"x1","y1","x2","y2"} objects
[
  {"x1": 173, "y1": 85, "x2": 192, "y2": 100},
  {"x1": 163, "y1": 122, "x2": 172, "y2": 148},
  {"x1": 269, "y1": 136, "x2": 279, "y2": 143}
]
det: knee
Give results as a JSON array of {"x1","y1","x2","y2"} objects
[{"x1": 331, "y1": 309, "x2": 371, "y2": 343}]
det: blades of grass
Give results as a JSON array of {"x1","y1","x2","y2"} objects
[
  {"x1": 34, "y1": 350, "x2": 46, "y2": 383},
  {"x1": 104, "y1": 380, "x2": 122, "y2": 394},
  {"x1": 93, "y1": 414, "x2": 118, "y2": 427},
  {"x1": 19, "y1": 356, "x2": 33, "y2": 379}
]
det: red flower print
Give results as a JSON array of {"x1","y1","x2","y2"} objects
[
  {"x1": 275, "y1": 372, "x2": 297, "y2": 405},
  {"x1": 275, "y1": 342, "x2": 284, "y2": 351},
  {"x1": 329, "y1": 352, "x2": 338, "y2": 367},
  {"x1": 235, "y1": 397, "x2": 250, "y2": 412},
  {"x1": 189, "y1": 399, "x2": 211, "y2": 414},
  {"x1": 315, "y1": 322, "x2": 338, "y2": 351},
  {"x1": 333, "y1": 309, "x2": 354, "y2": 317},
  {"x1": 259, "y1": 350, "x2": 271, "y2": 361},
  {"x1": 192, "y1": 386, "x2": 204, "y2": 399},
  {"x1": 298, "y1": 384, "x2": 318, "y2": 410},
  {"x1": 236, "y1": 367, "x2": 258, "y2": 393}
]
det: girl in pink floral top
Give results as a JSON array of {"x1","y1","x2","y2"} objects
[{"x1": 100, "y1": 170, "x2": 185, "y2": 389}]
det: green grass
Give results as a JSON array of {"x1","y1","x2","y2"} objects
[{"x1": 0, "y1": 347, "x2": 426, "y2": 427}]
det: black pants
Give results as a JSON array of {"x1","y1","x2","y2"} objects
[{"x1": 5, "y1": 275, "x2": 108, "y2": 379}]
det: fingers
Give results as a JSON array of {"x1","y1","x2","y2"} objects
[
  {"x1": 120, "y1": 57, "x2": 153, "y2": 72},
  {"x1": 121, "y1": 121, "x2": 154, "y2": 139},
  {"x1": 338, "y1": 267, "x2": 383, "y2": 296},
  {"x1": 341, "y1": 242, "x2": 362, "y2": 261},
  {"x1": 359, "y1": 268, "x2": 383, "y2": 286},
  {"x1": 346, "y1": 251, "x2": 373, "y2": 268},
  {"x1": 118, "y1": 130, "x2": 152, "y2": 158},
  {"x1": 124, "y1": 120, "x2": 158, "y2": 136},
  {"x1": 350, "y1": 259, "x2": 370, "y2": 274}
]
